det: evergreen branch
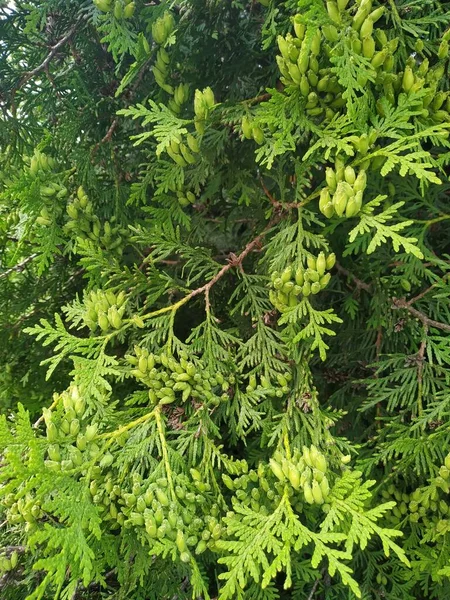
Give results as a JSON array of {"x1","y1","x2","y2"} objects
[
  {"x1": 405, "y1": 273, "x2": 450, "y2": 305},
  {"x1": 2, "y1": 2, "x2": 450, "y2": 598},
  {"x1": 0, "y1": 253, "x2": 38, "y2": 279},
  {"x1": 97, "y1": 410, "x2": 155, "y2": 440},
  {"x1": 260, "y1": 178, "x2": 321, "y2": 211},
  {"x1": 306, "y1": 572, "x2": 323, "y2": 600},
  {"x1": 13, "y1": 20, "x2": 82, "y2": 97},
  {"x1": 141, "y1": 221, "x2": 275, "y2": 322},
  {"x1": 347, "y1": 197, "x2": 424, "y2": 258},
  {"x1": 392, "y1": 298, "x2": 450, "y2": 333},
  {"x1": 244, "y1": 92, "x2": 272, "y2": 106},
  {"x1": 335, "y1": 262, "x2": 371, "y2": 292}
]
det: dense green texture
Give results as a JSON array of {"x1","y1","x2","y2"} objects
[{"x1": 0, "y1": 0, "x2": 450, "y2": 598}]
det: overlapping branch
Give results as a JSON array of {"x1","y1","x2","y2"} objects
[
  {"x1": 141, "y1": 220, "x2": 274, "y2": 320},
  {"x1": 392, "y1": 297, "x2": 450, "y2": 333},
  {"x1": 335, "y1": 262, "x2": 371, "y2": 292},
  {"x1": 0, "y1": 254, "x2": 38, "y2": 280},
  {"x1": 11, "y1": 19, "x2": 83, "y2": 104}
]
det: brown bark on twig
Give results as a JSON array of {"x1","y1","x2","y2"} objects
[
  {"x1": 11, "y1": 20, "x2": 82, "y2": 106},
  {"x1": 0, "y1": 254, "x2": 38, "y2": 280},
  {"x1": 335, "y1": 262, "x2": 371, "y2": 292},
  {"x1": 392, "y1": 298, "x2": 450, "y2": 333}
]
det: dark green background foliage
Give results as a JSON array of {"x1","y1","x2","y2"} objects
[{"x1": 1, "y1": 0, "x2": 450, "y2": 598}]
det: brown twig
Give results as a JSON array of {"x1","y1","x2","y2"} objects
[
  {"x1": 335, "y1": 261, "x2": 371, "y2": 292},
  {"x1": 375, "y1": 326, "x2": 383, "y2": 359},
  {"x1": 260, "y1": 179, "x2": 279, "y2": 206},
  {"x1": 392, "y1": 298, "x2": 450, "y2": 333},
  {"x1": 260, "y1": 178, "x2": 317, "y2": 211},
  {"x1": 91, "y1": 119, "x2": 120, "y2": 157},
  {"x1": 2, "y1": 546, "x2": 26, "y2": 554},
  {"x1": 245, "y1": 92, "x2": 271, "y2": 106},
  {"x1": 191, "y1": 226, "x2": 270, "y2": 305},
  {"x1": 33, "y1": 395, "x2": 60, "y2": 429},
  {"x1": 204, "y1": 286, "x2": 212, "y2": 313},
  {"x1": 141, "y1": 218, "x2": 278, "y2": 323},
  {"x1": 101, "y1": 118, "x2": 119, "y2": 144},
  {"x1": 405, "y1": 273, "x2": 450, "y2": 306},
  {"x1": 260, "y1": 178, "x2": 301, "y2": 210},
  {"x1": 91, "y1": 57, "x2": 150, "y2": 157},
  {"x1": 12, "y1": 21, "x2": 81, "y2": 101},
  {"x1": 65, "y1": 267, "x2": 85, "y2": 287},
  {"x1": 416, "y1": 324, "x2": 428, "y2": 418},
  {"x1": 407, "y1": 284, "x2": 436, "y2": 305},
  {"x1": 306, "y1": 575, "x2": 322, "y2": 600},
  {"x1": 0, "y1": 254, "x2": 38, "y2": 280},
  {"x1": 159, "y1": 259, "x2": 181, "y2": 266}
]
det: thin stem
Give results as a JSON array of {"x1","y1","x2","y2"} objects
[
  {"x1": 260, "y1": 177, "x2": 320, "y2": 210},
  {"x1": 141, "y1": 293, "x2": 194, "y2": 321},
  {"x1": 11, "y1": 19, "x2": 82, "y2": 109},
  {"x1": 138, "y1": 221, "x2": 275, "y2": 323},
  {"x1": 335, "y1": 262, "x2": 371, "y2": 292},
  {"x1": 243, "y1": 92, "x2": 271, "y2": 106},
  {"x1": 392, "y1": 298, "x2": 450, "y2": 333},
  {"x1": 416, "y1": 325, "x2": 428, "y2": 420},
  {"x1": 307, "y1": 577, "x2": 321, "y2": 600},
  {"x1": 415, "y1": 215, "x2": 450, "y2": 228},
  {"x1": 405, "y1": 273, "x2": 450, "y2": 306},
  {"x1": 155, "y1": 407, "x2": 176, "y2": 501},
  {"x1": 33, "y1": 395, "x2": 60, "y2": 429},
  {"x1": 0, "y1": 254, "x2": 38, "y2": 280},
  {"x1": 97, "y1": 410, "x2": 155, "y2": 440},
  {"x1": 387, "y1": 0, "x2": 402, "y2": 27}
]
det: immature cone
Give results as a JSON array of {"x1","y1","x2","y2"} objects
[
  {"x1": 303, "y1": 482, "x2": 314, "y2": 504},
  {"x1": 325, "y1": 167, "x2": 337, "y2": 191},
  {"x1": 402, "y1": 66, "x2": 415, "y2": 93},
  {"x1": 113, "y1": 0, "x2": 123, "y2": 18},
  {"x1": 293, "y1": 16, "x2": 306, "y2": 40},
  {"x1": 252, "y1": 126, "x2": 265, "y2": 145},
  {"x1": 333, "y1": 183, "x2": 349, "y2": 217},
  {"x1": 312, "y1": 480, "x2": 324, "y2": 504},
  {"x1": 123, "y1": 1, "x2": 135, "y2": 18},
  {"x1": 94, "y1": 0, "x2": 112, "y2": 11},
  {"x1": 445, "y1": 453, "x2": 450, "y2": 471},
  {"x1": 316, "y1": 252, "x2": 326, "y2": 276}
]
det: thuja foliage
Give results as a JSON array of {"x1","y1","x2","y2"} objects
[{"x1": 1, "y1": 0, "x2": 450, "y2": 597}]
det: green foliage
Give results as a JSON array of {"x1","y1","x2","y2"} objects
[{"x1": 1, "y1": 0, "x2": 450, "y2": 598}]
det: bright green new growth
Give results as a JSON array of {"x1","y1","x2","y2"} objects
[{"x1": 0, "y1": 0, "x2": 450, "y2": 598}]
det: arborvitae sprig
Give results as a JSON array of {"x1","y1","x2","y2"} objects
[{"x1": 1, "y1": 0, "x2": 450, "y2": 598}]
